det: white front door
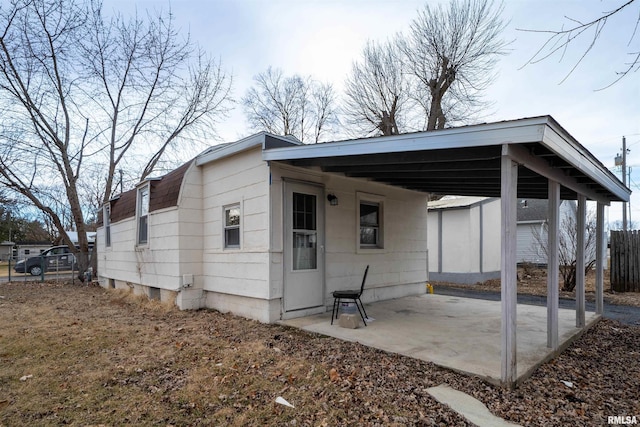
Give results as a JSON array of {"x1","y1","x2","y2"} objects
[{"x1": 284, "y1": 182, "x2": 325, "y2": 312}]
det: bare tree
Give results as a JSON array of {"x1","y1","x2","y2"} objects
[
  {"x1": 519, "y1": 0, "x2": 639, "y2": 88},
  {"x1": 310, "y1": 81, "x2": 339, "y2": 143},
  {"x1": 0, "y1": 0, "x2": 232, "y2": 280},
  {"x1": 344, "y1": 39, "x2": 412, "y2": 137},
  {"x1": 243, "y1": 67, "x2": 338, "y2": 143},
  {"x1": 402, "y1": 0, "x2": 508, "y2": 130},
  {"x1": 532, "y1": 204, "x2": 598, "y2": 292}
]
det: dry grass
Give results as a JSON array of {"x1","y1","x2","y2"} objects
[
  {"x1": 0, "y1": 282, "x2": 471, "y2": 426},
  {"x1": 1, "y1": 280, "x2": 639, "y2": 426}
]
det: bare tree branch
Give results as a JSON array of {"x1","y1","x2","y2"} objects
[
  {"x1": 403, "y1": 0, "x2": 509, "y2": 130},
  {"x1": 531, "y1": 202, "x2": 597, "y2": 291},
  {"x1": 242, "y1": 67, "x2": 338, "y2": 143},
  {"x1": 518, "y1": 0, "x2": 639, "y2": 88},
  {"x1": 0, "y1": 0, "x2": 232, "y2": 279},
  {"x1": 344, "y1": 38, "x2": 411, "y2": 137}
]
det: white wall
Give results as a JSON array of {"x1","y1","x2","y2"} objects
[
  {"x1": 482, "y1": 199, "x2": 502, "y2": 272},
  {"x1": 98, "y1": 147, "x2": 430, "y2": 321},
  {"x1": 427, "y1": 198, "x2": 501, "y2": 284},
  {"x1": 200, "y1": 147, "x2": 272, "y2": 302},
  {"x1": 441, "y1": 208, "x2": 475, "y2": 273},
  {"x1": 97, "y1": 162, "x2": 204, "y2": 306},
  {"x1": 426, "y1": 211, "x2": 440, "y2": 280},
  {"x1": 517, "y1": 222, "x2": 546, "y2": 264},
  {"x1": 270, "y1": 163, "x2": 429, "y2": 309}
]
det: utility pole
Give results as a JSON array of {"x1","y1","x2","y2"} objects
[
  {"x1": 623, "y1": 136, "x2": 627, "y2": 231},
  {"x1": 615, "y1": 137, "x2": 628, "y2": 231}
]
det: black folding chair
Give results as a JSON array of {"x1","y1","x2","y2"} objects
[{"x1": 331, "y1": 265, "x2": 369, "y2": 326}]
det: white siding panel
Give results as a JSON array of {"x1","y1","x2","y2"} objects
[
  {"x1": 482, "y1": 199, "x2": 501, "y2": 272},
  {"x1": 441, "y1": 209, "x2": 473, "y2": 273},
  {"x1": 200, "y1": 147, "x2": 271, "y2": 302},
  {"x1": 517, "y1": 223, "x2": 546, "y2": 264},
  {"x1": 270, "y1": 166, "x2": 428, "y2": 306},
  {"x1": 98, "y1": 159, "x2": 205, "y2": 300},
  {"x1": 426, "y1": 212, "x2": 440, "y2": 276}
]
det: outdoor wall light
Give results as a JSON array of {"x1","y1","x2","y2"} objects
[{"x1": 327, "y1": 194, "x2": 338, "y2": 206}]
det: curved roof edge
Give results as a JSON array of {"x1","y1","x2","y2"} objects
[{"x1": 106, "y1": 160, "x2": 194, "y2": 224}]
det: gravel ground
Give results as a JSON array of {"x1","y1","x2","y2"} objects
[{"x1": 1, "y1": 281, "x2": 639, "y2": 426}]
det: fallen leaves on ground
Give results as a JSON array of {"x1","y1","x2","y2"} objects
[{"x1": 0, "y1": 281, "x2": 638, "y2": 426}]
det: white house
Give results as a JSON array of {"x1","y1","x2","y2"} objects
[
  {"x1": 96, "y1": 116, "x2": 628, "y2": 387},
  {"x1": 427, "y1": 197, "x2": 577, "y2": 284},
  {"x1": 97, "y1": 133, "x2": 428, "y2": 323}
]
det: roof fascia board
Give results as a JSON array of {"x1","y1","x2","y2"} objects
[
  {"x1": 504, "y1": 144, "x2": 610, "y2": 204},
  {"x1": 197, "y1": 133, "x2": 300, "y2": 166},
  {"x1": 196, "y1": 133, "x2": 266, "y2": 166},
  {"x1": 541, "y1": 121, "x2": 629, "y2": 201},
  {"x1": 134, "y1": 177, "x2": 161, "y2": 187},
  {"x1": 263, "y1": 118, "x2": 548, "y2": 162},
  {"x1": 428, "y1": 197, "x2": 496, "y2": 210}
]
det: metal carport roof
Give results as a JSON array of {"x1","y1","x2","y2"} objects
[
  {"x1": 262, "y1": 116, "x2": 629, "y2": 204},
  {"x1": 261, "y1": 115, "x2": 629, "y2": 387}
]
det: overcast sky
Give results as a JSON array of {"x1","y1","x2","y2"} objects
[{"x1": 109, "y1": 0, "x2": 639, "y2": 224}]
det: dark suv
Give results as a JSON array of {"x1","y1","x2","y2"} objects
[{"x1": 14, "y1": 245, "x2": 90, "y2": 276}]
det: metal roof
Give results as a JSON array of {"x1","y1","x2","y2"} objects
[
  {"x1": 263, "y1": 116, "x2": 629, "y2": 205},
  {"x1": 427, "y1": 196, "x2": 494, "y2": 210}
]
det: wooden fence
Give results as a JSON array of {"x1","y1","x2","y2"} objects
[{"x1": 610, "y1": 230, "x2": 640, "y2": 292}]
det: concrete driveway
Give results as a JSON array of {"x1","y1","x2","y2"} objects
[{"x1": 281, "y1": 294, "x2": 599, "y2": 386}]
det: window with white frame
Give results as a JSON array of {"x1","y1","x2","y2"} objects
[
  {"x1": 104, "y1": 204, "x2": 111, "y2": 247},
  {"x1": 224, "y1": 204, "x2": 240, "y2": 249},
  {"x1": 359, "y1": 199, "x2": 383, "y2": 248},
  {"x1": 137, "y1": 185, "x2": 150, "y2": 245}
]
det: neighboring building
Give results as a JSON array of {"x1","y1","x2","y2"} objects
[
  {"x1": 62, "y1": 231, "x2": 97, "y2": 245},
  {"x1": 11, "y1": 232, "x2": 97, "y2": 263},
  {"x1": 14, "y1": 242, "x2": 52, "y2": 260},
  {"x1": 516, "y1": 198, "x2": 576, "y2": 266},
  {"x1": 427, "y1": 196, "x2": 501, "y2": 284},
  {"x1": 427, "y1": 197, "x2": 576, "y2": 284},
  {"x1": 0, "y1": 241, "x2": 14, "y2": 262}
]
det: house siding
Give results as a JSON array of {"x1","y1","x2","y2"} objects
[
  {"x1": 427, "y1": 198, "x2": 501, "y2": 284},
  {"x1": 200, "y1": 147, "x2": 272, "y2": 309},
  {"x1": 426, "y1": 198, "x2": 577, "y2": 284},
  {"x1": 98, "y1": 140, "x2": 430, "y2": 322},
  {"x1": 442, "y1": 209, "x2": 474, "y2": 273},
  {"x1": 97, "y1": 162, "x2": 204, "y2": 306},
  {"x1": 482, "y1": 199, "x2": 501, "y2": 273},
  {"x1": 517, "y1": 222, "x2": 546, "y2": 264},
  {"x1": 426, "y1": 211, "x2": 440, "y2": 278},
  {"x1": 270, "y1": 163, "x2": 428, "y2": 312}
]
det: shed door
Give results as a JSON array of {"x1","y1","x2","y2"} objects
[{"x1": 284, "y1": 182, "x2": 324, "y2": 312}]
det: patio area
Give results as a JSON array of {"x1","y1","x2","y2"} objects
[{"x1": 281, "y1": 293, "x2": 600, "y2": 386}]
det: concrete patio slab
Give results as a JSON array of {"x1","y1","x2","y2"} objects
[{"x1": 280, "y1": 294, "x2": 600, "y2": 385}]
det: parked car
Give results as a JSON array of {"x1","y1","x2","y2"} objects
[{"x1": 13, "y1": 245, "x2": 92, "y2": 276}]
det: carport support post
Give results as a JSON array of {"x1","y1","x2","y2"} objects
[
  {"x1": 547, "y1": 180, "x2": 560, "y2": 349},
  {"x1": 500, "y1": 152, "x2": 518, "y2": 386},
  {"x1": 576, "y1": 195, "x2": 586, "y2": 327},
  {"x1": 595, "y1": 202, "x2": 605, "y2": 315}
]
